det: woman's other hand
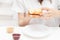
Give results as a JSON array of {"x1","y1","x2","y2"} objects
[{"x1": 40, "y1": 8, "x2": 60, "y2": 20}]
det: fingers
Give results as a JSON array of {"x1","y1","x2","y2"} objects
[
  {"x1": 41, "y1": 7, "x2": 57, "y2": 11},
  {"x1": 47, "y1": 9, "x2": 60, "y2": 18},
  {"x1": 41, "y1": 11, "x2": 54, "y2": 20},
  {"x1": 19, "y1": 13, "x2": 29, "y2": 18},
  {"x1": 41, "y1": 7, "x2": 50, "y2": 11},
  {"x1": 18, "y1": 12, "x2": 25, "y2": 19},
  {"x1": 24, "y1": 13, "x2": 30, "y2": 18},
  {"x1": 24, "y1": 13, "x2": 26, "y2": 17}
]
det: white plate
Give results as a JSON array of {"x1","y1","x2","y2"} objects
[{"x1": 22, "y1": 24, "x2": 58, "y2": 38}]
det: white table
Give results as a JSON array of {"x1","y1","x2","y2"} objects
[{"x1": 0, "y1": 26, "x2": 60, "y2": 40}]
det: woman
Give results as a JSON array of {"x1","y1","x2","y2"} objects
[{"x1": 17, "y1": 0, "x2": 60, "y2": 27}]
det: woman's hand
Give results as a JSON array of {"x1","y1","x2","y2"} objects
[
  {"x1": 18, "y1": 13, "x2": 31, "y2": 26},
  {"x1": 40, "y1": 8, "x2": 60, "y2": 20}
]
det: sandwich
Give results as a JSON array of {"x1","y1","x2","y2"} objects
[{"x1": 28, "y1": 9, "x2": 42, "y2": 18}]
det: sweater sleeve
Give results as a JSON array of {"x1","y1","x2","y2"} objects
[{"x1": 16, "y1": 0, "x2": 26, "y2": 13}]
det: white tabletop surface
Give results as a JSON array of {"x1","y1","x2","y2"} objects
[{"x1": 0, "y1": 26, "x2": 60, "y2": 40}]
